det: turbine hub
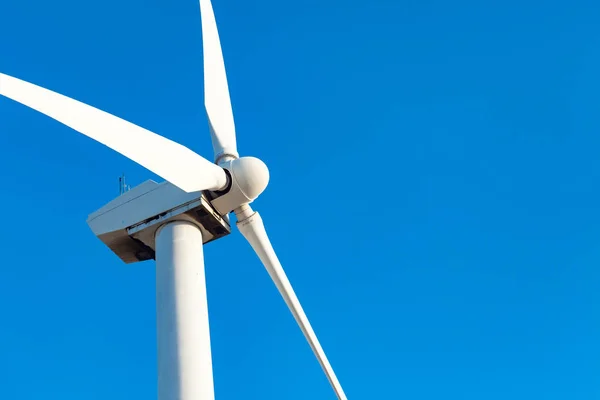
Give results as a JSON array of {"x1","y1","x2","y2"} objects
[{"x1": 229, "y1": 156, "x2": 270, "y2": 202}]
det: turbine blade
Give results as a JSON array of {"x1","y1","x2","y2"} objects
[
  {"x1": 199, "y1": 0, "x2": 239, "y2": 163},
  {"x1": 237, "y1": 210, "x2": 348, "y2": 400},
  {"x1": 0, "y1": 73, "x2": 228, "y2": 193}
]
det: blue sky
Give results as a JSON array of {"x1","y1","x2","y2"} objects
[{"x1": 1, "y1": 0, "x2": 600, "y2": 398}]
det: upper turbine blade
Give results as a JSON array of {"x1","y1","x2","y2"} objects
[
  {"x1": 237, "y1": 209, "x2": 348, "y2": 400},
  {"x1": 0, "y1": 73, "x2": 228, "y2": 193},
  {"x1": 199, "y1": 0, "x2": 239, "y2": 163}
]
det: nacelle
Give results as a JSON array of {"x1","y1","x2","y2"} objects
[{"x1": 87, "y1": 180, "x2": 231, "y2": 263}]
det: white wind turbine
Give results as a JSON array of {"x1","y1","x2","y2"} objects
[{"x1": 0, "y1": 0, "x2": 347, "y2": 399}]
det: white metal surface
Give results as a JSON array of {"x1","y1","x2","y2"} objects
[
  {"x1": 199, "y1": 0, "x2": 239, "y2": 163},
  {"x1": 236, "y1": 208, "x2": 348, "y2": 400},
  {"x1": 211, "y1": 157, "x2": 270, "y2": 215},
  {"x1": 87, "y1": 180, "x2": 230, "y2": 263},
  {"x1": 0, "y1": 72, "x2": 228, "y2": 193},
  {"x1": 88, "y1": 180, "x2": 181, "y2": 237},
  {"x1": 156, "y1": 221, "x2": 215, "y2": 400}
]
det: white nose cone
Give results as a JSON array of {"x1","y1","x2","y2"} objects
[{"x1": 230, "y1": 157, "x2": 270, "y2": 201}]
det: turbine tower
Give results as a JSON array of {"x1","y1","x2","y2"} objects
[{"x1": 0, "y1": 0, "x2": 347, "y2": 399}]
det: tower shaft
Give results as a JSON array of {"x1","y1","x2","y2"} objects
[{"x1": 156, "y1": 221, "x2": 214, "y2": 400}]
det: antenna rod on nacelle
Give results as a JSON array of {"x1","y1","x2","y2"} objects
[{"x1": 119, "y1": 173, "x2": 130, "y2": 195}]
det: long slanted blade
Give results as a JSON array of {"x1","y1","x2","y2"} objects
[
  {"x1": 199, "y1": 0, "x2": 239, "y2": 163},
  {"x1": 0, "y1": 73, "x2": 228, "y2": 193},
  {"x1": 237, "y1": 210, "x2": 348, "y2": 400}
]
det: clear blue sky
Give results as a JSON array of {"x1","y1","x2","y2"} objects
[{"x1": 1, "y1": 0, "x2": 600, "y2": 398}]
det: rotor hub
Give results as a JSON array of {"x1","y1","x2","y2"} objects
[{"x1": 229, "y1": 156, "x2": 270, "y2": 202}]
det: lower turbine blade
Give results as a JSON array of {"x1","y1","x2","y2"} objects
[
  {"x1": 0, "y1": 72, "x2": 228, "y2": 193},
  {"x1": 237, "y1": 209, "x2": 347, "y2": 400}
]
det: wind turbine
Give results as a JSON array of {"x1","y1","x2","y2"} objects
[{"x1": 0, "y1": 0, "x2": 347, "y2": 399}]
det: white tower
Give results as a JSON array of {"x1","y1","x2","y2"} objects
[{"x1": 88, "y1": 180, "x2": 230, "y2": 399}]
